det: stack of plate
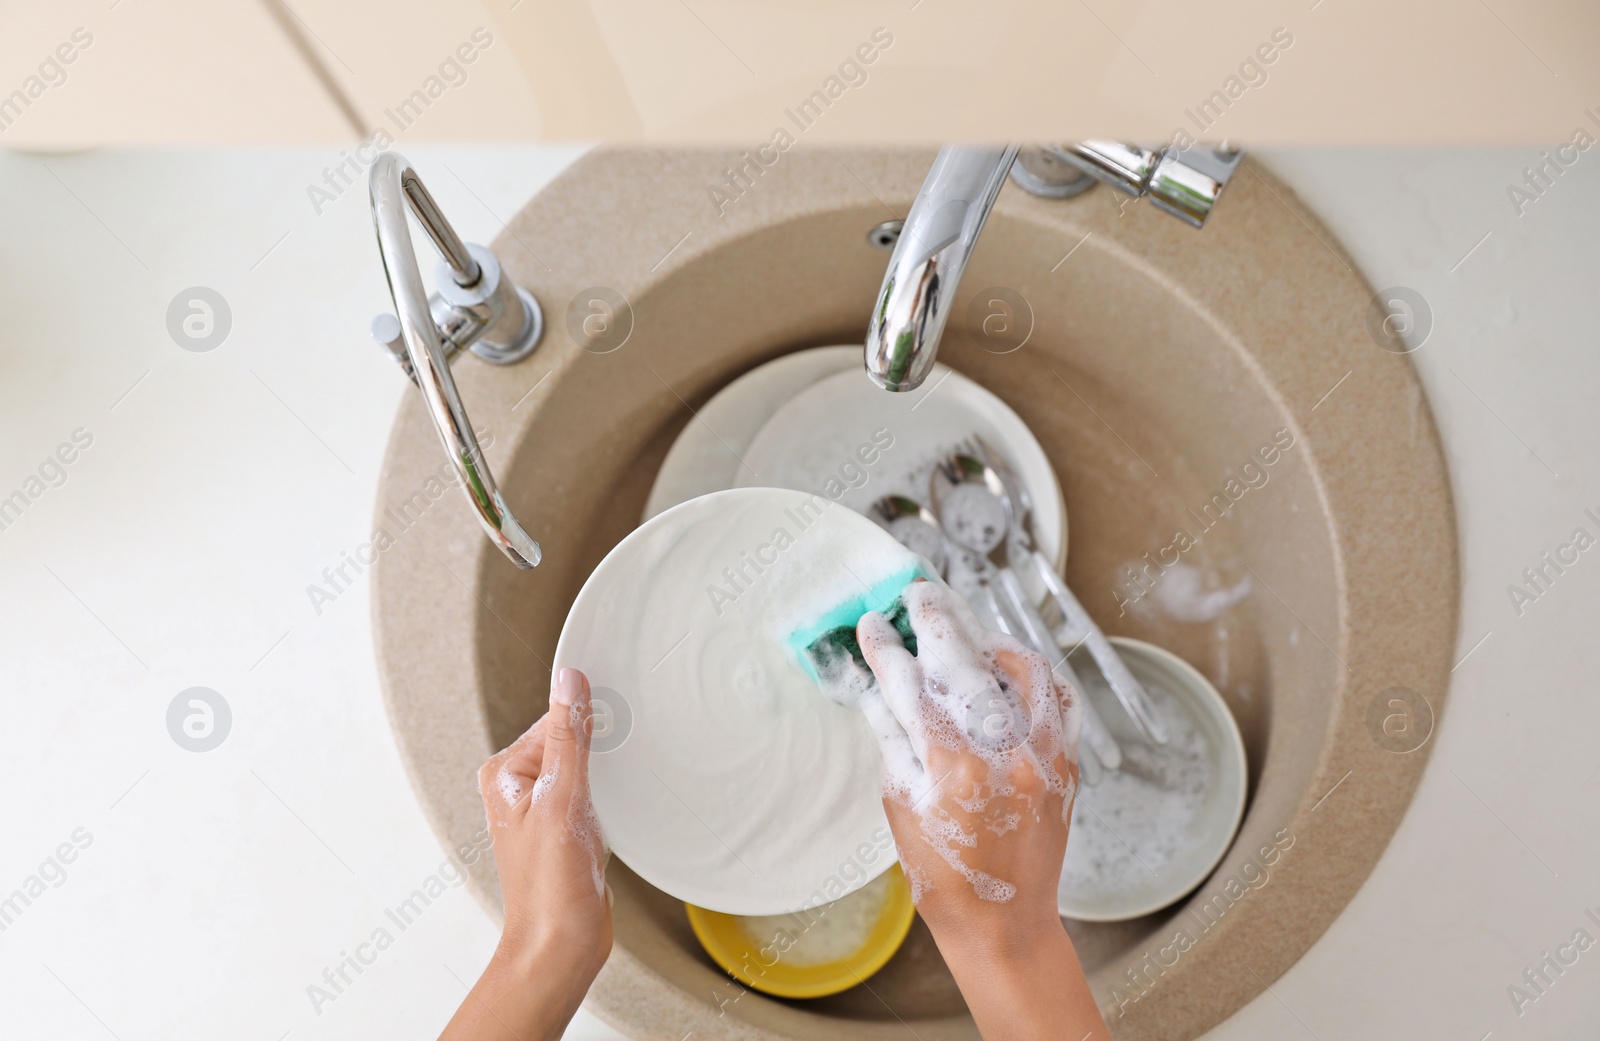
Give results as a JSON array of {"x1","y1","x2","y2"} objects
[{"x1": 644, "y1": 346, "x2": 1068, "y2": 607}]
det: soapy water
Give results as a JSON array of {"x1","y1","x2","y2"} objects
[
  {"x1": 1059, "y1": 664, "x2": 1210, "y2": 903},
  {"x1": 818, "y1": 581, "x2": 1080, "y2": 904},
  {"x1": 1149, "y1": 562, "x2": 1251, "y2": 624},
  {"x1": 884, "y1": 516, "x2": 947, "y2": 568},
  {"x1": 740, "y1": 870, "x2": 895, "y2": 967}
]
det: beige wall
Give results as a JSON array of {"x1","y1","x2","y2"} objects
[{"x1": 2, "y1": 0, "x2": 1595, "y2": 144}]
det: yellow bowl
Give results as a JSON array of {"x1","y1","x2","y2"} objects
[{"x1": 685, "y1": 865, "x2": 917, "y2": 1000}]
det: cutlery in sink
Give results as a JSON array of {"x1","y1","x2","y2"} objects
[
  {"x1": 942, "y1": 439, "x2": 1170, "y2": 748},
  {"x1": 928, "y1": 451, "x2": 1128, "y2": 777},
  {"x1": 869, "y1": 492, "x2": 1108, "y2": 785}
]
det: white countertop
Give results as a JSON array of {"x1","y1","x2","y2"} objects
[{"x1": 0, "y1": 146, "x2": 1595, "y2": 1040}]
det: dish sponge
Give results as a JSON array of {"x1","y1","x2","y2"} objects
[{"x1": 790, "y1": 564, "x2": 930, "y2": 683}]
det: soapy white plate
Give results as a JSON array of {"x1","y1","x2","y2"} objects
[
  {"x1": 555, "y1": 487, "x2": 920, "y2": 916},
  {"x1": 1058, "y1": 638, "x2": 1248, "y2": 922},
  {"x1": 645, "y1": 348, "x2": 1065, "y2": 574}
]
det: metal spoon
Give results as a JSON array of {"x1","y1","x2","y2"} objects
[{"x1": 868, "y1": 495, "x2": 950, "y2": 577}]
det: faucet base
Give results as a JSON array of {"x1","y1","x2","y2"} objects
[
  {"x1": 1010, "y1": 147, "x2": 1098, "y2": 199},
  {"x1": 469, "y1": 284, "x2": 544, "y2": 365}
]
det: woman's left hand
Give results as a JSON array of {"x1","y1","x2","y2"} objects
[{"x1": 441, "y1": 668, "x2": 611, "y2": 1041}]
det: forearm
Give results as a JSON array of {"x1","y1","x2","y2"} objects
[
  {"x1": 440, "y1": 941, "x2": 592, "y2": 1041},
  {"x1": 934, "y1": 915, "x2": 1108, "y2": 1041}
]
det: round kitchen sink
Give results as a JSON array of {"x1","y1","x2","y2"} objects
[{"x1": 370, "y1": 148, "x2": 1457, "y2": 1040}]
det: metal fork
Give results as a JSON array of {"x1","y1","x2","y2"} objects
[{"x1": 967, "y1": 436, "x2": 1169, "y2": 746}]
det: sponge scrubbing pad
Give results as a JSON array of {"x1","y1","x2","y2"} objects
[{"x1": 792, "y1": 564, "x2": 931, "y2": 683}]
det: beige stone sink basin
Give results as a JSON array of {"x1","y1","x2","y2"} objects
[{"x1": 372, "y1": 148, "x2": 1457, "y2": 1040}]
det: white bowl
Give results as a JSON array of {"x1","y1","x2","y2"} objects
[{"x1": 1058, "y1": 638, "x2": 1248, "y2": 922}]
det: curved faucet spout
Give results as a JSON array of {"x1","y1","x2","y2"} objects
[
  {"x1": 369, "y1": 152, "x2": 544, "y2": 569},
  {"x1": 865, "y1": 141, "x2": 1242, "y2": 392},
  {"x1": 865, "y1": 145, "x2": 1018, "y2": 392}
]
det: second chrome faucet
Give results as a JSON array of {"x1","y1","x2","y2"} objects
[{"x1": 865, "y1": 142, "x2": 1243, "y2": 392}]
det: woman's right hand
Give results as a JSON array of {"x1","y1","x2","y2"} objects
[
  {"x1": 855, "y1": 580, "x2": 1077, "y2": 949},
  {"x1": 855, "y1": 580, "x2": 1108, "y2": 1040}
]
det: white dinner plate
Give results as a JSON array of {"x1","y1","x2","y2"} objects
[
  {"x1": 644, "y1": 348, "x2": 1065, "y2": 575},
  {"x1": 643, "y1": 347, "x2": 860, "y2": 522},
  {"x1": 734, "y1": 363, "x2": 1066, "y2": 572}
]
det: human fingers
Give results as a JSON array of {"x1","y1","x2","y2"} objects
[
  {"x1": 853, "y1": 680, "x2": 925, "y2": 802},
  {"x1": 1053, "y1": 671, "x2": 1083, "y2": 764},
  {"x1": 901, "y1": 583, "x2": 996, "y2": 690},
  {"x1": 539, "y1": 667, "x2": 593, "y2": 803},
  {"x1": 478, "y1": 714, "x2": 549, "y2": 821},
  {"x1": 995, "y1": 642, "x2": 1070, "y2": 756},
  {"x1": 989, "y1": 643, "x2": 1059, "y2": 728},
  {"x1": 858, "y1": 611, "x2": 922, "y2": 721},
  {"x1": 923, "y1": 578, "x2": 991, "y2": 645}
]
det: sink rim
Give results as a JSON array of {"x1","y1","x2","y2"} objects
[{"x1": 369, "y1": 147, "x2": 1459, "y2": 1041}]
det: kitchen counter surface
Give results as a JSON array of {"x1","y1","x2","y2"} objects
[{"x1": 0, "y1": 145, "x2": 1594, "y2": 1039}]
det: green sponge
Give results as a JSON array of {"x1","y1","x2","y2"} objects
[{"x1": 790, "y1": 565, "x2": 929, "y2": 682}]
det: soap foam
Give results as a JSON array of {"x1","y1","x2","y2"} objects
[
  {"x1": 491, "y1": 718, "x2": 547, "y2": 809},
  {"x1": 496, "y1": 765, "x2": 524, "y2": 807},
  {"x1": 566, "y1": 784, "x2": 608, "y2": 896},
  {"x1": 828, "y1": 582, "x2": 1080, "y2": 903},
  {"x1": 1151, "y1": 562, "x2": 1251, "y2": 623},
  {"x1": 529, "y1": 757, "x2": 559, "y2": 804}
]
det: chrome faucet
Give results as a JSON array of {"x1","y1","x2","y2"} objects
[
  {"x1": 368, "y1": 152, "x2": 545, "y2": 569},
  {"x1": 865, "y1": 142, "x2": 1243, "y2": 392}
]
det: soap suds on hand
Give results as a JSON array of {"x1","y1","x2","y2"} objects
[
  {"x1": 490, "y1": 719, "x2": 547, "y2": 809},
  {"x1": 496, "y1": 765, "x2": 524, "y2": 807},
  {"x1": 565, "y1": 783, "x2": 608, "y2": 896},
  {"x1": 821, "y1": 582, "x2": 1079, "y2": 904},
  {"x1": 529, "y1": 758, "x2": 559, "y2": 804},
  {"x1": 499, "y1": 726, "x2": 609, "y2": 894}
]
